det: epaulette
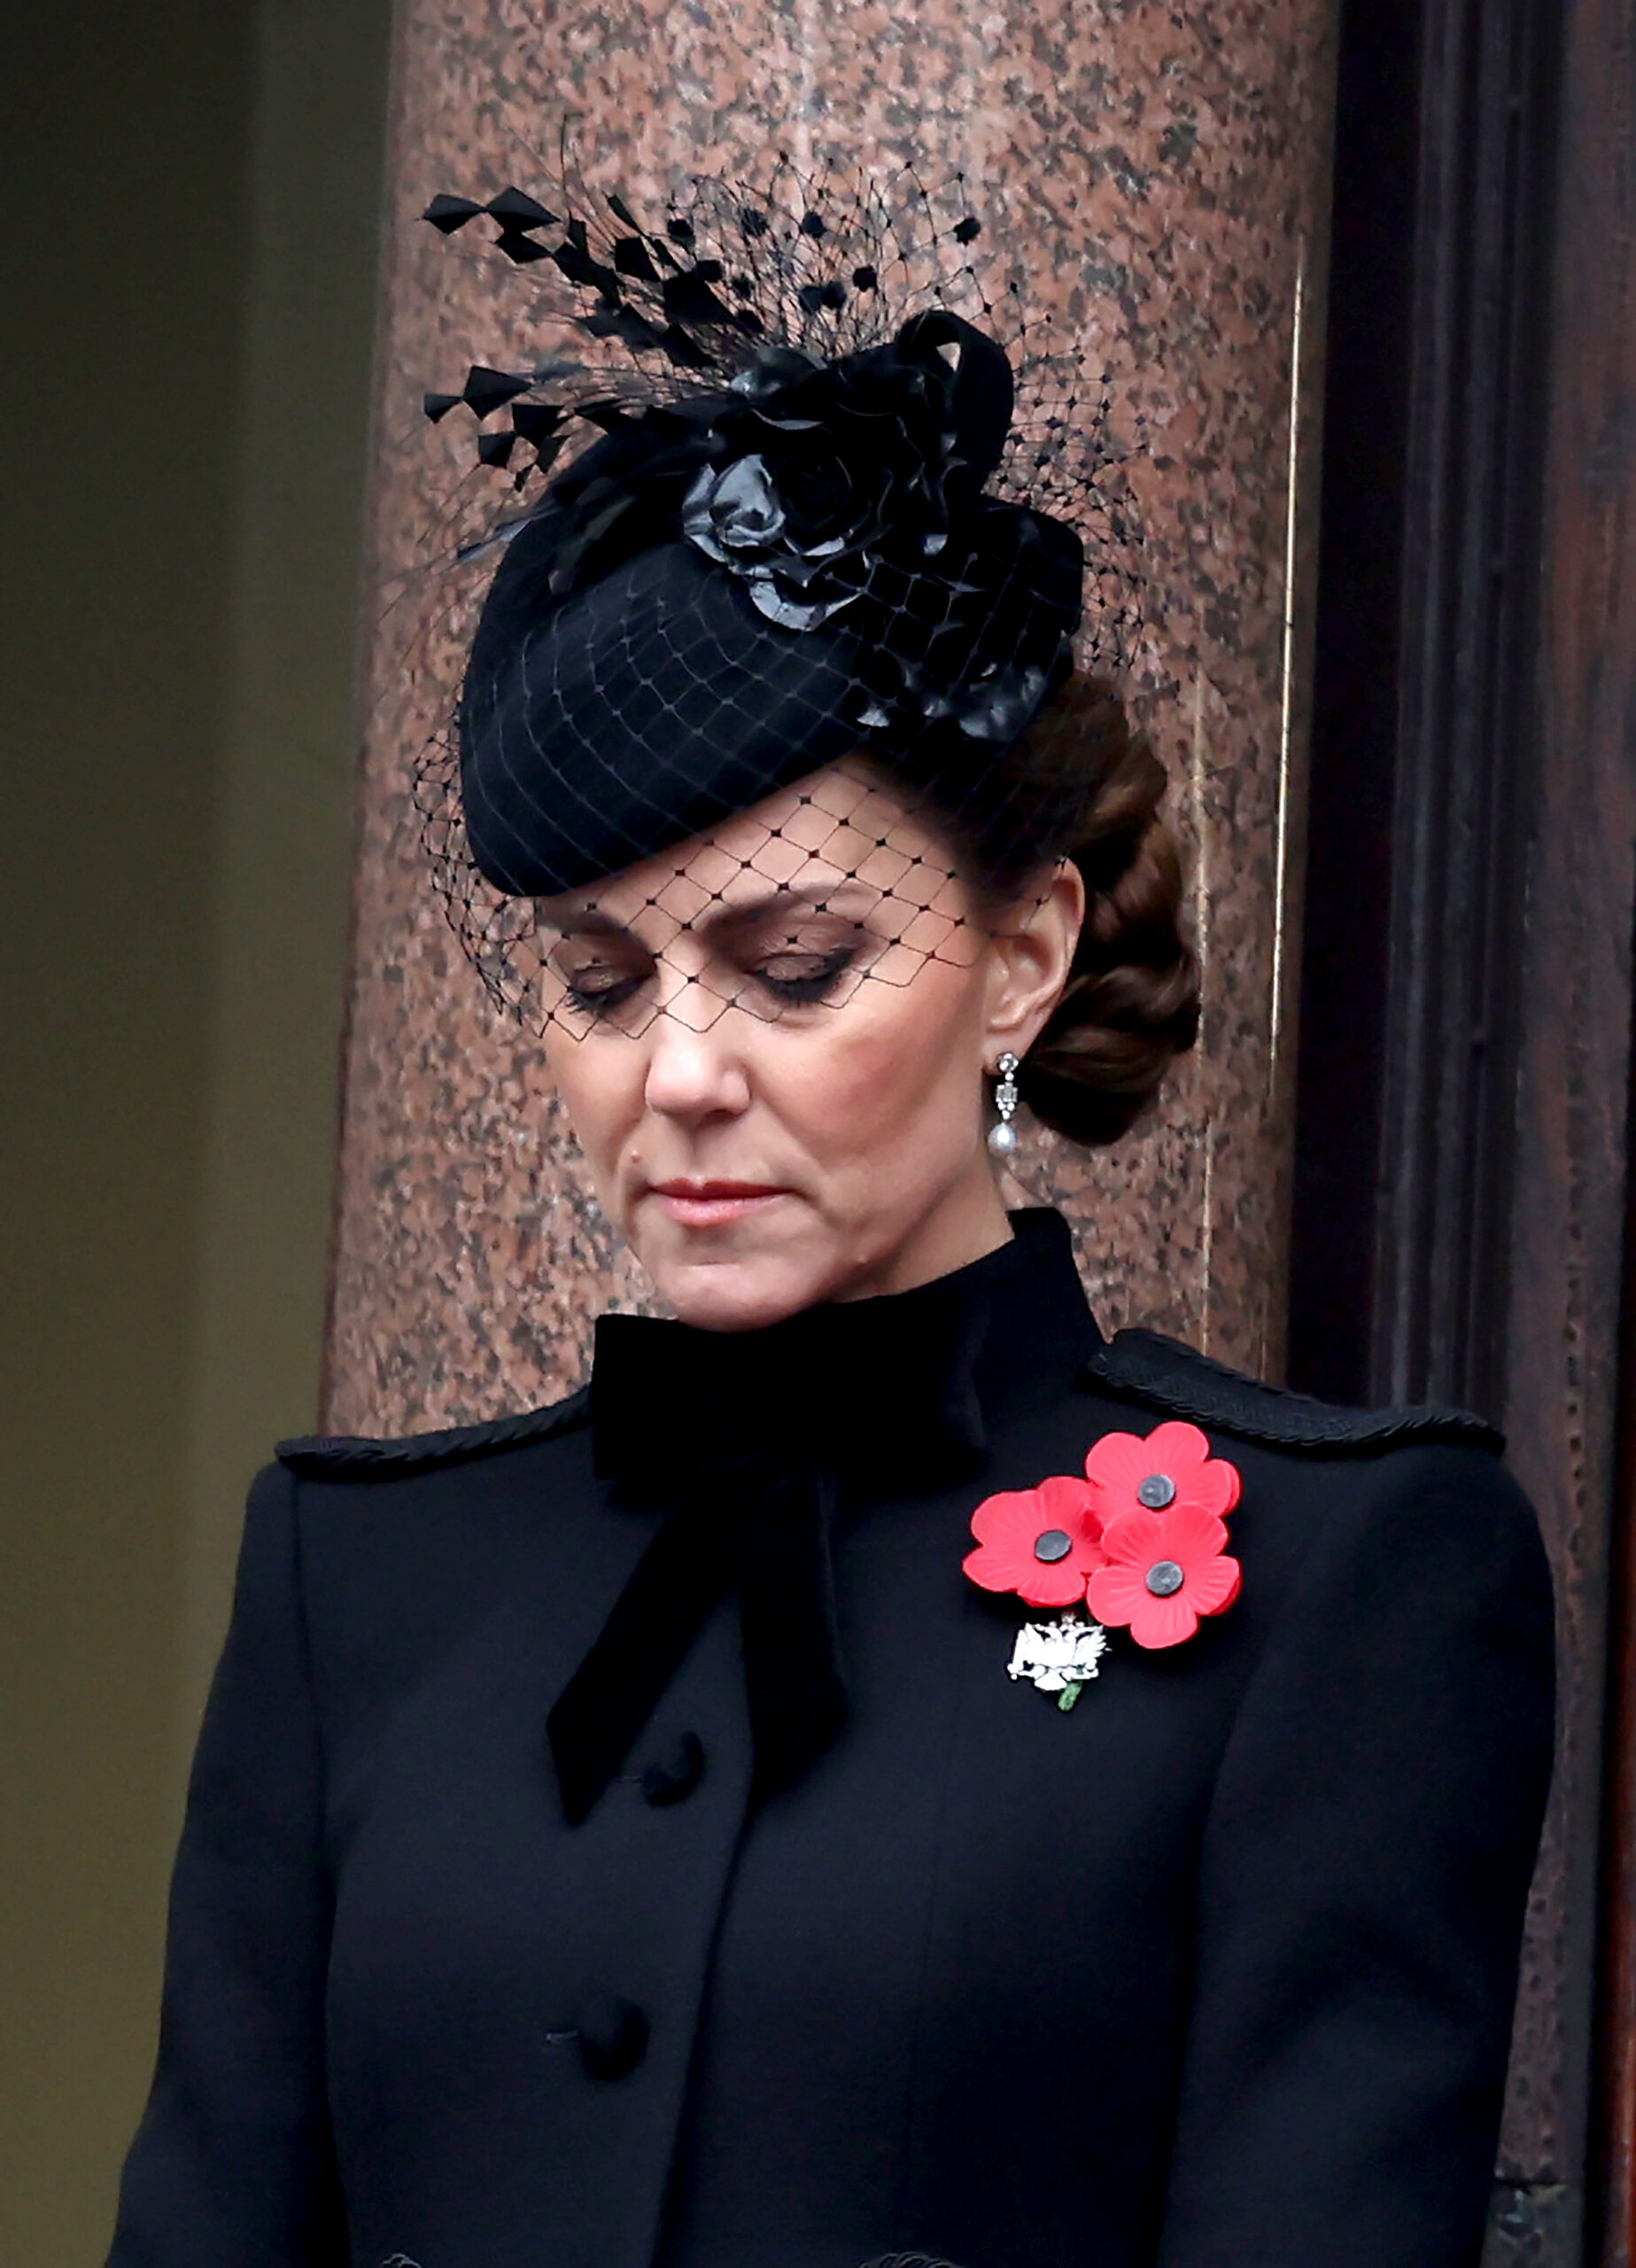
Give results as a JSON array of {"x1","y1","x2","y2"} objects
[
  {"x1": 1084, "y1": 1328, "x2": 1504, "y2": 1456},
  {"x1": 275, "y1": 1385, "x2": 591, "y2": 1479}
]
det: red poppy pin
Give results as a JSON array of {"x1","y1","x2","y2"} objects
[{"x1": 964, "y1": 1421, "x2": 1243, "y2": 1708}]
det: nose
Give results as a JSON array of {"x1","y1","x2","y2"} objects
[{"x1": 640, "y1": 998, "x2": 752, "y2": 1126}]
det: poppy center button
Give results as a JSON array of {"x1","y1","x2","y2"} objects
[
  {"x1": 641, "y1": 1729, "x2": 706, "y2": 1807},
  {"x1": 1033, "y1": 1528, "x2": 1074, "y2": 1563},
  {"x1": 1144, "y1": 1559, "x2": 1185, "y2": 1597},
  {"x1": 576, "y1": 1996, "x2": 649, "y2": 2080},
  {"x1": 1137, "y1": 1472, "x2": 1177, "y2": 1508}
]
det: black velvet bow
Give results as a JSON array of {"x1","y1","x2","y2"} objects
[{"x1": 547, "y1": 1288, "x2": 991, "y2": 1825}]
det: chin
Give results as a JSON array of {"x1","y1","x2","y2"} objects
[{"x1": 643, "y1": 1247, "x2": 827, "y2": 1333}]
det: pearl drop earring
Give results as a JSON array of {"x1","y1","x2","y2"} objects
[{"x1": 987, "y1": 1052, "x2": 1020, "y2": 1157}]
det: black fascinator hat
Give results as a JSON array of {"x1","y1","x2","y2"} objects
[{"x1": 415, "y1": 163, "x2": 1141, "y2": 1021}]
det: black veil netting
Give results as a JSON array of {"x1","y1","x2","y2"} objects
[{"x1": 407, "y1": 157, "x2": 1147, "y2": 1037}]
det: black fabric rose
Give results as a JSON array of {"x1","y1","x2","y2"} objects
[{"x1": 681, "y1": 319, "x2": 970, "y2": 630}]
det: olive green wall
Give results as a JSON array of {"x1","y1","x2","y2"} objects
[{"x1": 0, "y1": 4, "x2": 392, "y2": 2258}]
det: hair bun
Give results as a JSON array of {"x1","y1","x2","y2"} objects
[{"x1": 1011, "y1": 678, "x2": 1199, "y2": 1147}]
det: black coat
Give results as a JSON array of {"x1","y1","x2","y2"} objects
[{"x1": 109, "y1": 1212, "x2": 1554, "y2": 2268}]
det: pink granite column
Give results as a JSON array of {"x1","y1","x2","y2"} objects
[{"x1": 325, "y1": 0, "x2": 1337, "y2": 1434}]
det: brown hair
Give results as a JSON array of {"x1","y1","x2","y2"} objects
[{"x1": 881, "y1": 672, "x2": 1199, "y2": 1149}]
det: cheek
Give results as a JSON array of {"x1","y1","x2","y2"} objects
[{"x1": 772, "y1": 966, "x2": 985, "y2": 1175}]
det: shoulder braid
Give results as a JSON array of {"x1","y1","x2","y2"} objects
[
  {"x1": 1086, "y1": 1327, "x2": 1504, "y2": 1456},
  {"x1": 276, "y1": 1385, "x2": 591, "y2": 1477}
]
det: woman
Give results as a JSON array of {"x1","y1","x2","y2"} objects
[{"x1": 110, "y1": 175, "x2": 1554, "y2": 2268}]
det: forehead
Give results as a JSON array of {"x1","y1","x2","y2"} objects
[{"x1": 543, "y1": 760, "x2": 952, "y2": 929}]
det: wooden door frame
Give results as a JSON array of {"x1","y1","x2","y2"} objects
[
  {"x1": 1292, "y1": 0, "x2": 1636, "y2": 2259},
  {"x1": 1558, "y1": 6, "x2": 1636, "y2": 2259}
]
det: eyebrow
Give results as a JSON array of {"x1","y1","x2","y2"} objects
[{"x1": 543, "y1": 882, "x2": 872, "y2": 941}]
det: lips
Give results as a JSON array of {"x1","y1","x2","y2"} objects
[{"x1": 647, "y1": 1178, "x2": 792, "y2": 1229}]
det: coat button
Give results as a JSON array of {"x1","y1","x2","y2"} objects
[
  {"x1": 641, "y1": 1729, "x2": 706, "y2": 1807},
  {"x1": 576, "y1": 1995, "x2": 649, "y2": 2080}
]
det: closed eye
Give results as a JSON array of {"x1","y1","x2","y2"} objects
[
  {"x1": 554, "y1": 952, "x2": 652, "y2": 1017},
  {"x1": 567, "y1": 970, "x2": 643, "y2": 1011},
  {"x1": 753, "y1": 944, "x2": 857, "y2": 1003}
]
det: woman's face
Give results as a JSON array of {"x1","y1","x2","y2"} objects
[{"x1": 538, "y1": 763, "x2": 1083, "y2": 1330}]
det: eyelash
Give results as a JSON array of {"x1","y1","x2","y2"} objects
[
  {"x1": 562, "y1": 944, "x2": 858, "y2": 1018},
  {"x1": 563, "y1": 966, "x2": 644, "y2": 1014},
  {"x1": 756, "y1": 945, "x2": 857, "y2": 1003}
]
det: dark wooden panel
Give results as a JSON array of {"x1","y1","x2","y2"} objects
[
  {"x1": 1292, "y1": 0, "x2": 1562, "y2": 1423},
  {"x1": 1288, "y1": 0, "x2": 1421, "y2": 1406},
  {"x1": 1499, "y1": 0, "x2": 1636, "y2": 2250},
  {"x1": 1368, "y1": 0, "x2": 1562, "y2": 1424},
  {"x1": 1531, "y1": 12, "x2": 1636, "y2": 2264}
]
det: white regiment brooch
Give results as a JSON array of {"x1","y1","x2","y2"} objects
[{"x1": 1005, "y1": 1612, "x2": 1109, "y2": 1710}]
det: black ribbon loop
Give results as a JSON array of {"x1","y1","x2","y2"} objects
[{"x1": 896, "y1": 307, "x2": 1016, "y2": 500}]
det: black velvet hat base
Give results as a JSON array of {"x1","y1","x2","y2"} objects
[{"x1": 459, "y1": 540, "x2": 869, "y2": 897}]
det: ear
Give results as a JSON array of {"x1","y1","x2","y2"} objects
[{"x1": 981, "y1": 859, "x2": 1085, "y2": 1060}]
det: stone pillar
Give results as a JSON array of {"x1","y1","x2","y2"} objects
[{"x1": 325, "y1": 0, "x2": 1337, "y2": 1434}]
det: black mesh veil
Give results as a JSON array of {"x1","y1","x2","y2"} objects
[{"x1": 410, "y1": 159, "x2": 1146, "y2": 1040}]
